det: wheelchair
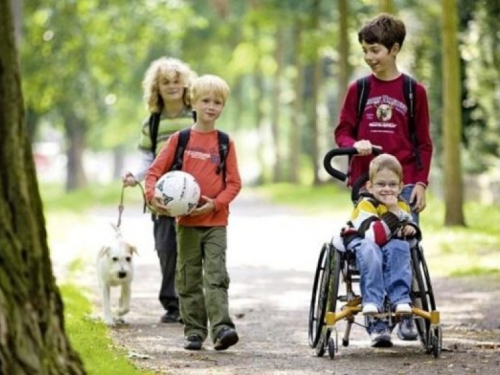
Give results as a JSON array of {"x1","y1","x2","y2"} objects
[{"x1": 308, "y1": 148, "x2": 442, "y2": 359}]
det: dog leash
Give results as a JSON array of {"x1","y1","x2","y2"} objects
[
  {"x1": 117, "y1": 186, "x2": 125, "y2": 228},
  {"x1": 117, "y1": 182, "x2": 151, "y2": 228}
]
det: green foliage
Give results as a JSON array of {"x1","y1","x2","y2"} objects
[
  {"x1": 21, "y1": 1, "x2": 500, "y2": 208},
  {"x1": 61, "y1": 284, "x2": 153, "y2": 375}
]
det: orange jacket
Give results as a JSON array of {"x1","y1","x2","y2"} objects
[{"x1": 145, "y1": 128, "x2": 241, "y2": 227}]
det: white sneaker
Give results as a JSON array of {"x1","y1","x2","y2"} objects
[
  {"x1": 395, "y1": 303, "x2": 412, "y2": 314},
  {"x1": 362, "y1": 303, "x2": 379, "y2": 316}
]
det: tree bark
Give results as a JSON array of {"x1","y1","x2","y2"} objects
[
  {"x1": 0, "y1": 0, "x2": 86, "y2": 373},
  {"x1": 442, "y1": 0, "x2": 465, "y2": 225}
]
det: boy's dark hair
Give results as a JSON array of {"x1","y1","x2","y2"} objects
[{"x1": 358, "y1": 13, "x2": 406, "y2": 51}]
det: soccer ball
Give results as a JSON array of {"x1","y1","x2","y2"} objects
[{"x1": 154, "y1": 171, "x2": 201, "y2": 216}]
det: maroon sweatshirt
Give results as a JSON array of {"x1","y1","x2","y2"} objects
[{"x1": 334, "y1": 74, "x2": 433, "y2": 187}]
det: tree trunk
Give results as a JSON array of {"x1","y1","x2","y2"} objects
[
  {"x1": 442, "y1": 0, "x2": 465, "y2": 226},
  {"x1": 310, "y1": 0, "x2": 321, "y2": 185},
  {"x1": 253, "y1": 22, "x2": 266, "y2": 184},
  {"x1": 289, "y1": 17, "x2": 303, "y2": 183},
  {"x1": 337, "y1": 0, "x2": 350, "y2": 116},
  {"x1": 0, "y1": 0, "x2": 86, "y2": 373},
  {"x1": 63, "y1": 112, "x2": 88, "y2": 191},
  {"x1": 271, "y1": 24, "x2": 284, "y2": 182}
]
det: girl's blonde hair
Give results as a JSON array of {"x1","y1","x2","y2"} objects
[
  {"x1": 190, "y1": 75, "x2": 230, "y2": 104},
  {"x1": 369, "y1": 153, "x2": 403, "y2": 181},
  {"x1": 142, "y1": 57, "x2": 194, "y2": 113}
]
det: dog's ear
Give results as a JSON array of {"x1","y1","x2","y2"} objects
[
  {"x1": 99, "y1": 246, "x2": 110, "y2": 258},
  {"x1": 129, "y1": 245, "x2": 138, "y2": 256}
]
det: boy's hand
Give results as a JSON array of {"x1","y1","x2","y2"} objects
[
  {"x1": 402, "y1": 224, "x2": 417, "y2": 237},
  {"x1": 410, "y1": 184, "x2": 427, "y2": 213},
  {"x1": 122, "y1": 172, "x2": 138, "y2": 187},
  {"x1": 353, "y1": 140, "x2": 382, "y2": 155},
  {"x1": 149, "y1": 195, "x2": 171, "y2": 216},
  {"x1": 190, "y1": 195, "x2": 215, "y2": 217},
  {"x1": 380, "y1": 195, "x2": 400, "y2": 212}
]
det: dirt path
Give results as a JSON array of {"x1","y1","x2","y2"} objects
[{"x1": 54, "y1": 191, "x2": 500, "y2": 374}]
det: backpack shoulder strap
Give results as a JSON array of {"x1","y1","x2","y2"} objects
[
  {"x1": 402, "y1": 74, "x2": 422, "y2": 169},
  {"x1": 149, "y1": 113, "x2": 161, "y2": 157},
  {"x1": 355, "y1": 75, "x2": 371, "y2": 138},
  {"x1": 216, "y1": 130, "x2": 230, "y2": 177},
  {"x1": 170, "y1": 128, "x2": 191, "y2": 171}
]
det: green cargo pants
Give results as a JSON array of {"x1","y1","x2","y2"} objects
[{"x1": 175, "y1": 225, "x2": 235, "y2": 342}]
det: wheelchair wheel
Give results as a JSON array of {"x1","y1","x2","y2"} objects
[
  {"x1": 315, "y1": 328, "x2": 331, "y2": 357},
  {"x1": 327, "y1": 246, "x2": 342, "y2": 314},
  {"x1": 328, "y1": 336, "x2": 336, "y2": 359},
  {"x1": 308, "y1": 243, "x2": 332, "y2": 348},
  {"x1": 410, "y1": 245, "x2": 437, "y2": 351}
]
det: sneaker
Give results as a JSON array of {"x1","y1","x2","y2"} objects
[
  {"x1": 362, "y1": 303, "x2": 379, "y2": 316},
  {"x1": 395, "y1": 303, "x2": 412, "y2": 315},
  {"x1": 184, "y1": 335, "x2": 203, "y2": 350},
  {"x1": 160, "y1": 309, "x2": 180, "y2": 323},
  {"x1": 214, "y1": 327, "x2": 239, "y2": 351},
  {"x1": 370, "y1": 329, "x2": 393, "y2": 348},
  {"x1": 397, "y1": 316, "x2": 418, "y2": 341}
]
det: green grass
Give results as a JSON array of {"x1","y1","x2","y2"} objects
[
  {"x1": 40, "y1": 181, "x2": 145, "y2": 213},
  {"x1": 252, "y1": 182, "x2": 353, "y2": 214},
  {"x1": 41, "y1": 182, "x2": 153, "y2": 374},
  {"x1": 61, "y1": 284, "x2": 154, "y2": 375},
  {"x1": 255, "y1": 182, "x2": 500, "y2": 278}
]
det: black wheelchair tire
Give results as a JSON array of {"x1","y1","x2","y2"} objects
[
  {"x1": 411, "y1": 245, "x2": 436, "y2": 351},
  {"x1": 327, "y1": 247, "x2": 342, "y2": 314},
  {"x1": 308, "y1": 244, "x2": 332, "y2": 348}
]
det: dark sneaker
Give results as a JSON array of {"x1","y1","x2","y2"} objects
[
  {"x1": 214, "y1": 328, "x2": 239, "y2": 351},
  {"x1": 184, "y1": 335, "x2": 202, "y2": 350},
  {"x1": 160, "y1": 310, "x2": 180, "y2": 323},
  {"x1": 370, "y1": 329, "x2": 393, "y2": 348},
  {"x1": 397, "y1": 316, "x2": 418, "y2": 341}
]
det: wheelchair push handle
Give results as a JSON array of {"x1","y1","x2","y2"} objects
[{"x1": 323, "y1": 147, "x2": 382, "y2": 182}]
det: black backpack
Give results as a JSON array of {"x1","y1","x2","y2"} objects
[
  {"x1": 169, "y1": 128, "x2": 230, "y2": 181},
  {"x1": 148, "y1": 109, "x2": 197, "y2": 157},
  {"x1": 355, "y1": 74, "x2": 422, "y2": 169}
]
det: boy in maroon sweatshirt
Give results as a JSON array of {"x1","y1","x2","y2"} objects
[{"x1": 334, "y1": 13, "x2": 433, "y2": 343}]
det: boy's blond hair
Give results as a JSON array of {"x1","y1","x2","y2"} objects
[
  {"x1": 358, "y1": 13, "x2": 406, "y2": 51},
  {"x1": 369, "y1": 153, "x2": 403, "y2": 181},
  {"x1": 142, "y1": 57, "x2": 195, "y2": 113},
  {"x1": 190, "y1": 75, "x2": 230, "y2": 104}
]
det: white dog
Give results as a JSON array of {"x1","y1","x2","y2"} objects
[{"x1": 97, "y1": 224, "x2": 137, "y2": 326}]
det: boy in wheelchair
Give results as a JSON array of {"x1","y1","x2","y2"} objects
[{"x1": 341, "y1": 153, "x2": 421, "y2": 347}]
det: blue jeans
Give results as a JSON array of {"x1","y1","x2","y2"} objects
[
  {"x1": 401, "y1": 184, "x2": 419, "y2": 224},
  {"x1": 348, "y1": 238, "x2": 412, "y2": 310}
]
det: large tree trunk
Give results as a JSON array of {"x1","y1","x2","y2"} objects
[
  {"x1": 0, "y1": 1, "x2": 86, "y2": 373},
  {"x1": 442, "y1": 0, "x2": 465, "y2": 226}
]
